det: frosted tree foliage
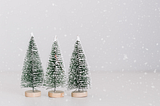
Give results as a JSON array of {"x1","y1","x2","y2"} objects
[
  {"x1": 44, "y1": 38, "x2": 66, "y2": 92},
  {"x1": 21, "y1": 35, "x2": 44, "y2": 92},
  {"x1": 68, "y1": 37, "x2": 90, "y2": 91}
]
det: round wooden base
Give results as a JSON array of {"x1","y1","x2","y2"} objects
[
  {"x1": 25, "y1": 90, "x2": 41, "y2": 97},
  {"x1": 48, "y1": 90, "x2": 64, "y2": 98},
  {"x1": 71, "y1": 91, "x2": 87, "y2": 98}
]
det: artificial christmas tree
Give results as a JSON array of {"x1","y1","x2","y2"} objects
[
  {"x1": 21, "y1": 33, "x2": 44, "y2": 97},
  {"x1": 44, "y1": 36, "x2": 66, "y2": 98},
  {"x1": 68, "y1": 36, "x2": 91, "y2": 98}
]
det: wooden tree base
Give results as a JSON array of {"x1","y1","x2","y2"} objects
[
  {"x1": 25, "y1": 90, "x2": 41, "y2": 97},
  {"x1": 48, "y1": 90, "x2": 64, "y2": 98},
  {"x1": 71, "y1": 91, "x2": 87, "y2": 98}
]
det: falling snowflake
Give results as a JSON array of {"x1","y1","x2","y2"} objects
[{"x1": 123, "y1": 54, "x2": 128, "y2": 60}]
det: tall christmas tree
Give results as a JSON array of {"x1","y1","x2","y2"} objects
[
  {"x1": 44, "y1": 36, "x2": 66, "y2": 92},
  {"x1": 21, "y1": 33, "x2": 44, "y2": 92},
  {"x1": 68, "y1": 36, "x2": 90, "y2": 92}
]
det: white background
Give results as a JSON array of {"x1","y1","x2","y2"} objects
[{"x1": 0, "y1": 0, "x2": 160, "y2": 72}]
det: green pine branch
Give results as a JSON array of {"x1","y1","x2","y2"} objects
[{"x1": 21, "y1": 36, "x2": 44, "y2": 92}]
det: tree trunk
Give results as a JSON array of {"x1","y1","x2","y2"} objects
[
  {"x1": 78, "y1": 88, "x2": 80, "y2": 92},
  {"x1": 33, "y1": 87, "x2": 34, "y2": 92},
  {"x1": 54, "y1": 88, "x2": 56, "y2": 92},
  {"x1": 77, "y1": 44, "x2": 80, "y2": 92}
]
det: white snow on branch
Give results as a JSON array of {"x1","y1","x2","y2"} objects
[{"x1": 32, "y1": 50, "x2": 37, "y2": 51}]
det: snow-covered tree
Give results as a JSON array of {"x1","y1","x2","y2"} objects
[
  {"x1": 21, "y1": 34, "x2": 44, "y2": 92},
  {"x1": 44, "y1": 36, "x2": 66, "y2": 92},
  {"x1": 68, "y1": 36, "x2": 90, "y2": 91}
]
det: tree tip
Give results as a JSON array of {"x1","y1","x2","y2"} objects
[
  {"x1": 77, "y1": 35, "x2": 80, "y2": 41},
  {"x1": 54, "y1": 35, "x2": 57, "y2": 41},
  {"x1": 31, "y1": 32, "x2": 34, "y2": 37}
]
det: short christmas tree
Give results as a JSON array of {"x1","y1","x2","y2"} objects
[
  {"x1": 68, "y1": 36, "x2": 90, "y2": 93},
  {"x1": 21, "y1": 33, "x2": 44, "y2": 93},
  {"x1": 44, "y1": 36, "x2": 66, "y2": 93}
]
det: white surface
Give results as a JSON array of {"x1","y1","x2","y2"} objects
[{"x1": 0, "y1": 71, "x2": 160, "y2": 106}]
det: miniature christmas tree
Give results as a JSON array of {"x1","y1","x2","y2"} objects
[
  {"x1": 21, "y1": 33, "x2": 44, "y2": 97},
  {"x1": 68, "y1": 36, "x2": 90, "y2": 97},
  {"x1": 44, "y1": 36, "x2": 66, "y2": 97}
]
